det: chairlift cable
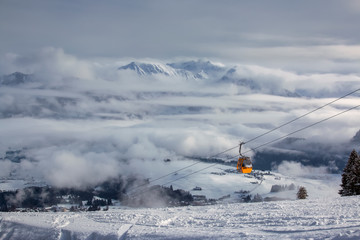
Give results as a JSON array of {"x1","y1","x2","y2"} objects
[
  {"x1": 159, "y1": 88, "x2": 360, "y2": 180},
  {"x1": 126, "y1": 89, "x2": 360, "y2": 195},
  {"x1": 128, "y1": 103, "x2": 360, "y2": 198},
  {"x1": 242, "y1": 104, "x2": 360, "y2": 155},
  {"x1": 244, "y1": 88, "x2": 360, "y2": 145},
  {"x1": 126, "y1": 145, "x2": 239, "y2": 194},
  {"x1": 152, "y1": 103, "x2": 360, "y2": 192}
]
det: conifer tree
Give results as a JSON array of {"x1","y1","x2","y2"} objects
[
  {"x1": 339, "y1": 149, "x2": 360, "y2": 196},
  {"x1": 297, "y1": 186, "x2": 308, "y2": 199},
  {"x1": 252, "y1": 193, "x2": 263, "y2": 202}
]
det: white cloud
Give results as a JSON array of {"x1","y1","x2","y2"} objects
[
  {"x1": 0, "y1": 160, "x2": 12, "y2": 178},
  {"x1": 40, "y1": 151, "x2": 121, "y2": 188},
  {"x1": 274, "y1": 161, "x2": 329, "y2": 177},
  {"x1": 214, "y1": 45, "x2": 360, "y2": 73},
  {"x1": 1, "y1": 47, "x2": 94, "y2": 80},
  {"x1": 0, "y1": 49, "x2": 359, "y2": 188}
]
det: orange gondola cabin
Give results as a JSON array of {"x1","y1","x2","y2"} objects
[
  {"x1": 237, "y1": 142, "x2": 253, "y2": 173},
  {"x1": 237, "y1": 156, "x2": 252, "y2": 173}
]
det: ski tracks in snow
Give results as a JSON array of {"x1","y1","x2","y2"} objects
[
  {"x1": 50, "y1": 212, "x2": 134, "y2": 240},
  {"x1": 1, "y1": 196, "x2": 360, "y2": 239},
  {"x1": 118, "y1": 224, "x2": 133, "y2": 240},
  {"x1": 52, "y1": 213, "x2": 73, "y2": 229}
]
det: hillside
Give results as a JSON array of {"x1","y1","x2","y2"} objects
[{"x1": 0, "y1": 158, "x2": 342, "y2": 208}]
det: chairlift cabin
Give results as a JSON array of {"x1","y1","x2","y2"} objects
[
  {"x1": 237, "y1": 142, "x2": 253, "y2": 174},
  {"x1": 237, "y1": 156, "x2": 253, "y2": 173}
]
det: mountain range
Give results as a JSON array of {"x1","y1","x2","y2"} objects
[
  {"x1": 2, "y1": 59, "x2": 358, "y2": 99},
  {"x1": 118, "y1": 60, "x2": 225, "y2": 79},
  {"x1": 0, "y1": 72, "x2": 34, "y2": 86},
  {"x1": 117, "y1": 60, "x2": 301, "y2": 97}
]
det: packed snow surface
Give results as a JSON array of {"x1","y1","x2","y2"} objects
[{"x1": 1, "y1": 196, "x2": 360, "y2": 240}]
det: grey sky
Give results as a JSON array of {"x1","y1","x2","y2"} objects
[
  {"x1": 1, "y1": 0, "x2": 360, "y2": 71},
  {"x1": 1, "y1": 0, "x2": 360, "y2": 186}
]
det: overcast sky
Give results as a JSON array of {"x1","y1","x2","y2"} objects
[
  {"x1": 1, "y1": 0, "x2": 360, "y2": 72},
  {"x1": 1, "y1": 0, "x2": 360, "y2": 187}
]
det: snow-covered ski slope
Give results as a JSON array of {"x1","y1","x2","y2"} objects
[{"x1": 1, "y1": 196, "x2": 360, "y2": 240}]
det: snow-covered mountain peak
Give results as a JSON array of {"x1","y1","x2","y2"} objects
[
  {"x1": 118, "y1": 59, "x2": 229, "y2": 79},
  {"x1": 0, "y1": 72, "x2": 33, "y2": 86},
  {"x1": 118, "y1": 61, "x2": 179, "y2": 76},
  {"x1": 118, "y1": 60, "x2": 225, "y2": 80},
  {"x1": 167, "y1": 59, "x2": 226, "y2": 75}
]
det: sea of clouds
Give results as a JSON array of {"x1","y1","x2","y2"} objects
[{"x1": 0, "y1": 48, "x2": 359, "y2": 188}]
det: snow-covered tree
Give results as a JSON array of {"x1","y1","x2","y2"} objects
[
  {"x1": 339, "y1": 149, "x2": 360, "y2": 196},
  {"x1": 297, "y1": 186, "x2": 308, "y2": 199}
]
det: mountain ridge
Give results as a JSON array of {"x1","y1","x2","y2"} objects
[
  {"x1": 0, "y1": 72, "x2": 33, "y2": 86},
  {"x1": 117, "y1": 60, "x2": 301, "y2": 97}
]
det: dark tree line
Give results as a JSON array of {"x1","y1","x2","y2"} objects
[
  {"x1": 0, "y1": 186, "x2": 58, "y2": 211},
  {"x1": 270, "y1": 183, "x2": 296, "y2": 193},
  {"x1": 0, "y1": 176, "x2": 194, "y2": 211}
]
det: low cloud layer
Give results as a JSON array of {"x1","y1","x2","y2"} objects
[
  {"x1": 274, "y1": 161, "x2": 329, "y2": 177},
  {"x1": 0, "y1": 48, "x2": 94, "y2": 80},
  {"x1": 0, "y1": 49, "x2": 359, "y2": 188}
]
